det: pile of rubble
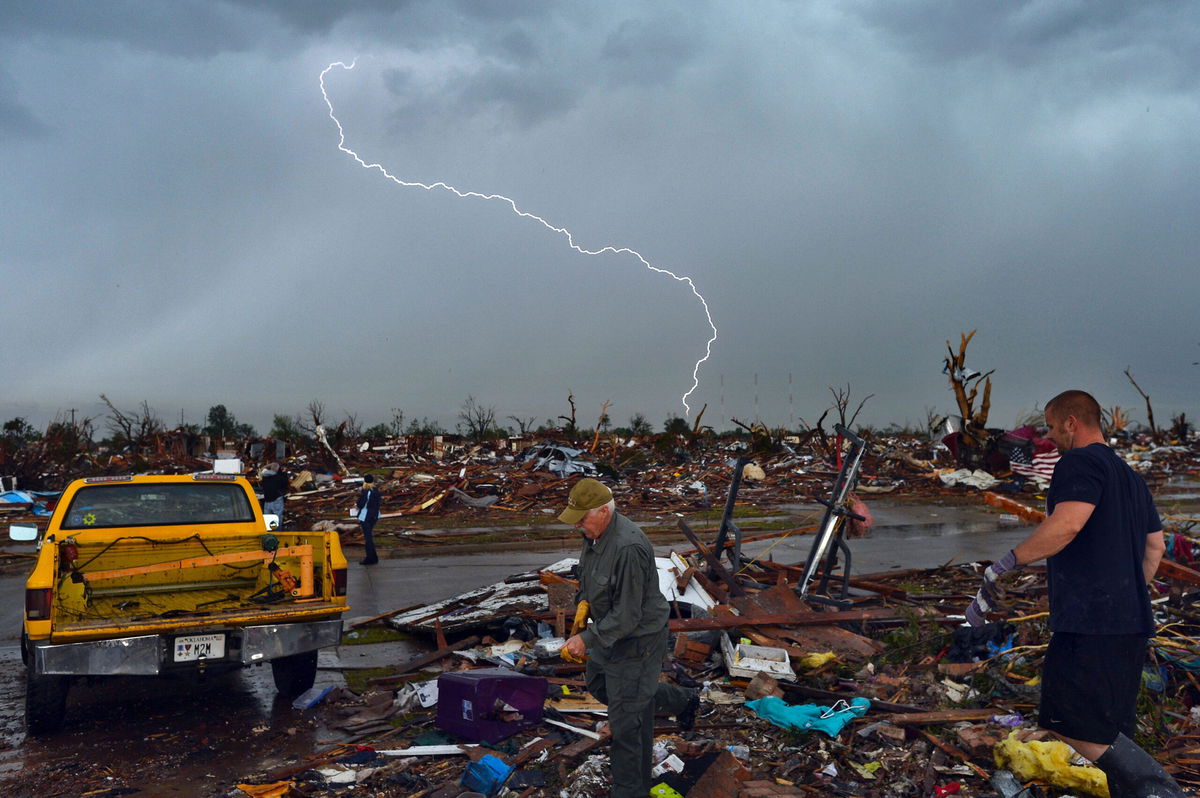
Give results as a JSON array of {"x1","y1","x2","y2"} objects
[{"x1": 229, "y1": 494, "x2": 1200, "y2": 798}]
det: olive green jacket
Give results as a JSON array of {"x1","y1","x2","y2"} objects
[{"x1": 577, "y1": 512, "x2": 669, "y2": 653}]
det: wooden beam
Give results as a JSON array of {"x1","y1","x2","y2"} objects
[
  {"x1": 677, "y1": 519, "x2": 745, "y2": 597},
  {"x1": 368, "y1": 635, "x2": 481, "y2": 684},
  {"x1": 885, "y1": 709, "x2": 997, "y2": 725},
  {"x1": 667, "y1": 607, "x2": 933, "y2": 632}
]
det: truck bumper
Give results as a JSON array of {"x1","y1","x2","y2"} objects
[{"x1": 32, "y1": 618, "x2": 343, "y2": 676}]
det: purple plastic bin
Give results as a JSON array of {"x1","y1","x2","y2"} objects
[{"x1": 436, "y1": 668, "x2": 548, "y2": 744}]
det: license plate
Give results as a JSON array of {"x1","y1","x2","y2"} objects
[{"x1": 174, "y1": 633, "x2": 225, "y2": 662}]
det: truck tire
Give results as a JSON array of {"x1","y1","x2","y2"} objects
[
  {"x1": 25, "y1": 669, "x2": 69, "y2": 736},
  {"x1": 271, "y1": 650, "x2": 318, "y2": 696}
]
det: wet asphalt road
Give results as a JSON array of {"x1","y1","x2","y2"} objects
[{"x1": 0, "y1": 500, "x2": 1030, "y2": 796}]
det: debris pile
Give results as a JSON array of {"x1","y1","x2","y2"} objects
[{"x1": 226, "y1": 501, "x2": 1200, "y2": 797}]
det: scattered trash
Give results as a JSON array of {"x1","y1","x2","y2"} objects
[
  {"x1": 291, "y1": 684, "x2": 335, "y2": 711},
  {"x1": 993, "y1": 730, "x2": 1110, "y2": 796}
]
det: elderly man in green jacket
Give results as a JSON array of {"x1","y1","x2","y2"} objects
[{"x1": 561, "y1": 479, "x2": 698, "y2": 798}]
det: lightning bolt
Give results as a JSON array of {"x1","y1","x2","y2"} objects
[{"x1": 319, "y1": 60, "x2": 717, "y2": 416}]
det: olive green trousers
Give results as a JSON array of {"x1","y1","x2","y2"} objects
[{"x1": 586, "y1": 629, "x2": 693, "y2": 798}]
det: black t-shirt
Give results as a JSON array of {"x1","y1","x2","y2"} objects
[
  {"x1": 1046, "y1": 443, "x2": 1160, "y2": 635},
  {"x1": 261, "y1": 471, "x2": 289, "y2": 502}
]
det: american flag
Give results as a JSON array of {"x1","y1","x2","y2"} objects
[{"x1": 1010, "y1": 444, "x2": 1059, "y2": 488}]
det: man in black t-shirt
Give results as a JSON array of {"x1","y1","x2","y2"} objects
[
  {"x1": 260, "y1": 462, "x2": 289, "y2": 529},
  {"x1": 966, "y1": 390, "x2": 1184, "y2": 798}
]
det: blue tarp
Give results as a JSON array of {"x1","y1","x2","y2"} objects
[
  {"x1": 0, "y1": 490, "x2": 53, "y2": 516},
  {"x1": 744, "y1": 696, "x2": 870, "y2": 736}
]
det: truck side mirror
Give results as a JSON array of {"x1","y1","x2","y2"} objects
[
  {"x1": 9, "y1": 524, "x2": 39, "y2": 542},
  {"x1": 263, "y1": 514, "x2": 280, "y2": 531}
]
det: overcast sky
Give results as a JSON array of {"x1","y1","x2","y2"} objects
[{"x1": 3, "y1": 1, "x2": 1198, "y2": 437}]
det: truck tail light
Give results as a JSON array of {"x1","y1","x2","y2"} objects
[
  {"x1": 26, "y1": 588, "x2": 52, "y2": 620},
  {"x1": 332, "y1": 568, "x2": 347, "y2": 597}
]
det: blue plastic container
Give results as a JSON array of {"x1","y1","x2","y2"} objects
[{"x1": 460, "y1": 754, "x2": 514, "y2": 796}]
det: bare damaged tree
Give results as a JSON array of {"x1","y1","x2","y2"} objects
[
  {"x1": 558, "y1": 391, "x2": 578, "y2": 436},
  {"x1": 341, "y1": 412, "x2": 362, "y2": 440},
  {"x1": 1123, "y1": 367, "x2": 1159, "y2": 443},
  {"x1": 99, "y1": 394, "x2": 163, "y2": 450},
  {"x1": 506, "y1": 415, "x2": 536, "y2": 436},
  {"x1": 589, "y1": 400, "x2": 612, "y2": 452},
  {"x1": 828, "y1": 384, "x2": 874, "y2": 430},
  {"x1": 298, "y1": 400, "x2": 327, "y2": 436},
  {"x1": 691, "y1": 403, "x2": 711, "y2": 436},
  {"x1": 1170, "y1": 412, "x2": 1190, "y2": 443},
  {"x1": 731, "y1": 417, "x2": 777, "y2": 453},
  {"x1": 944, "y1": 330, "x2": 994, "y2": 449},
  {"x1": 795, "y1": 408, "x2": 832, "y2": 456},
  {"x1": 458, "y1": 395, "x2": 497, "y2": 441},
  {"x1": 1105, "y1": 406, "x2": 1130, "y2": 435}
]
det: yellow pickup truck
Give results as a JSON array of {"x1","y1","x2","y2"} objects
[{"x1": 10, "y1": 473, "x2": 349, "y2": 734}]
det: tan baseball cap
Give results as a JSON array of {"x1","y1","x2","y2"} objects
[{"x1": 558, "y1": 478, "x2": 613, "y2": 524}]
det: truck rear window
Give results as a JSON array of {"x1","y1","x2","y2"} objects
[{"x1": 61, "y1": 483, "x2": 256, "y2": 529}]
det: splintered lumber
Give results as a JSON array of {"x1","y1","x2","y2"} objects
[
  {"x1": 920, "y1": 729, "x2": 991, "y2": 780},
  {"x1": 1157, "y1": 558, "x2": 1200, "y2": 587},
  {"x1": 667, "y1": 607, "x2": 937, "y2": 632},
  {"x1": 349, "y1": 603, "x2": 424, "y2": 629},
  {"x1": 755, "y1": 561, "x2": 910, "y2": 600},
  {"x1": 778, "y1": 683, "x2": 923, "y2": 714},
  {"x1": 885, "y1": 709, "x2": 997, "y2": 725},
  {"x1": 677, "y1": 519, "x2": 746, "y2": 597},
  {"x1": 368, "y1": 635, "x2": 480, "y2": 684},
  {"x1": 551, "y1": 727, "x2": 610, "y2": 761}
]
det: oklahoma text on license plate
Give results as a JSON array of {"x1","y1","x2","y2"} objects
[{"x1": 174, "y1": 633, "x2": 225, "y2": 662}]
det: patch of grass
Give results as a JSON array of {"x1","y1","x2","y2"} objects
[
  {"x1": 343, "y1": 665, "x2": 398, "y2": 695},
  {"x1": 341, "y1": 626, "x2": 411, "y2": 646}
]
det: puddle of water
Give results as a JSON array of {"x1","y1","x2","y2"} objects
[{"x1": 0, "y1": 644, "x2": 359, "y2": 796}]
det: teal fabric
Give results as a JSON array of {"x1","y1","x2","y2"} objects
[{"x1": 744, "y1": 696, "x2": 870, "y2": 736}]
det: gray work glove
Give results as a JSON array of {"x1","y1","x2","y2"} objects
[{"x1": 966, "y1": 550, "x2": 1019, "y2": 627}]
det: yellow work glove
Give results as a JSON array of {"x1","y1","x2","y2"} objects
[{"x1": 561, "y1": 600, "x2": 590, "y2": 663}]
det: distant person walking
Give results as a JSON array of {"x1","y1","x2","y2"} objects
[
  {"x1": 966, "y1": 390, "x2": 1183, "y2": 797},
  {"x1": 259, "y1": 462, "x2": 289, "y2": 529},
  {"x1": 356, "y1": 475, "x2": 382, "y2": 565}
]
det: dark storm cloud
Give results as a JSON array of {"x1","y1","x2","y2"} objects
[
  {"x1": 225, "y1": 0, "x2": 412, "y2": 35},
  {"x1": 1, "y1": 1, "x2": 257, "y2": 57},
  {"x1": 861, "y1": 0, "x2": 1196, "y2": 76},
  {"x1": 600, "y1": 13, "x2": 705, "y2": 88},
  {"x1": 0, "y1": 68, "x2": 46, "y2": 138},
  {"x1": 1, "y1": 1, "x2": 1197, "y2": 435}
]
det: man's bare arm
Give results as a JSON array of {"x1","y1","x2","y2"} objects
[
  {"x1": 1143, "y1": 530, "x2": 1166, "y2": 584},
  {"x1": 1013, "y1": 501, "x2": 1095, "y2": 565}
]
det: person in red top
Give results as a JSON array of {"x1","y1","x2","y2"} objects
[{"x1": 966, "y1": 390, "x2": 1183, "y2": 798}]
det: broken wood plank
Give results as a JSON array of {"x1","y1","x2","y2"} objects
[
  {"x1": 885, "y1": 709, "x2": 997, "y2": 725},
  {"x1": 678, "y1": 519, "x2": 745, "y2": 597},
  {"x1": 667, "y1": 607, "x2": 938, "y2": 632},
  {"x1": 368, "y1": 636, "x2": 480, "y2": 684},
  {"x1": 777, "y1": 683, "x2": 923, "y2": 714},
  {"x1": 1157, "y1": 558, "x2": 1200, "y2": 587},
  {"x1": 349, "y1": 603, "x2": 423, "y2": 629}
]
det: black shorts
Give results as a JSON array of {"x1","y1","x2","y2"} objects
[{"x1": 1039, "y1": 632, "x2": 1147, "y2": 745}]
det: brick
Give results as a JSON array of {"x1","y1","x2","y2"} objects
[
  {"x1": 687, "y1": 750, "x2": 751, "y2": 798},
  {"x1": 956, "y1": 723, "x2": 1004, "y2": 758}
]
